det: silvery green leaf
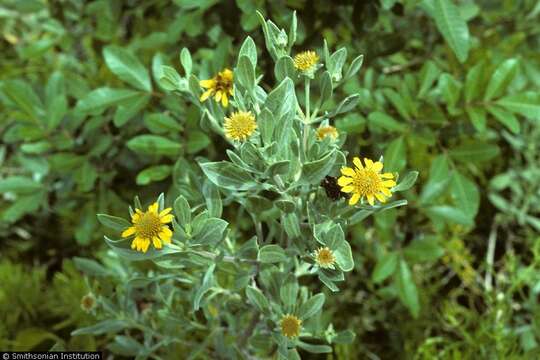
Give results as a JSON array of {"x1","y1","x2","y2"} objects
[
  {"x1": 258, "y1": 244, "x2": 287, "y2": 263},
  {"x1": 180, "y1": 47, "x2": 192, "y2": 76},
  {"x1": 344, "y1": 54, "x2": 364, "y2": 80},
  {"x1": 193, "y1": 264, "x2": 215, "y2": 310},
  {"x1": 238, "y1": 36, "x2": 257, "y2": 68},
  {"x1": 318, "y1": 71, "x2": 333, "y2": 107},
  {"x1": 199, "y1": 161, "x2": 258, "y2": 190},
  {"x1": 301, "y1": 150, "x2": 337, "y2": 184},
  {"x1": 174, "y1": 195, "x2": 191, "y2": 226},
  {"x1": 274, "y1": 56, "x2": 296, "y2": 82},
  {"x1": 298, "y1": 293, "x2": 325, "y2": 320},
  {"x1": 246, "y1": 286, "x2": 270, "y2": 314},
  {"x1": 393, "y1": 171, "x2": 419, "y2": 192},
  {"x1": 236, "y1": 55, "x2": 256, "y2": 92}
]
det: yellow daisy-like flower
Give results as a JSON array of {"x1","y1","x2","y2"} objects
[
  {"x1": 199, "y1": 68, "x2": 234, "y2": 107},
  {"x1": 224, "y1": 111, "x2": 257, "y2": 141},
  {"x1": 314, "y1": 247, "x2": 336, "y2": 268},
  {"x1": 293, "y1": 50, "x2": 319, "y2": 72},
  {"x1": 280, "y1": 314, "x2": 302, "y2": 338},
  {"x1": 316, "y1": 125, "x2": 339, "y2": 140},
  {"x1": 338, "y1": 157, "x2": 396, "y2": 206},
  {"x1": 121, "y1": 202, "x2": 174, "y2": 253}
]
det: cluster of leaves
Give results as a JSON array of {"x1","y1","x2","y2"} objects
[{"x1": 1, "y1": 0, "x2": 540, "y2": 358}]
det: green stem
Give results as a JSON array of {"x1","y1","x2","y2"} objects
[{"x1": 303, "y1": 78, "x2": 311, "y2": 160}]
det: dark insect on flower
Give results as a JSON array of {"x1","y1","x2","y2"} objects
[{"x1": 321, "y1": 176, "x2": 344, "y2": 201}]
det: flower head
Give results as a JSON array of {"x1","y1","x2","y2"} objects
[
  {"x1": 314, "y1": 247, "x2": 336, "y2": 268},
  {"x1": 199, "y1": 68, "x2": 234, "y2": 107},
  {"x1": 280, "y1": 314, "x2": 302, "y2": 338},
  {"x1": 224, "y1": 111, "x2": 257, "y2": 141},
  {"x1": 81, "y1": 293, "x2": 97, "y2": 313},
  {"x1": 121, "y1": 202, "x2": 174, "y2": 253},
  {"x1": 293, "y1": 50, "x2": 319, "y2": 73},
  {"x1": 338, "y1": 157, "x2": 396, "y2": 206},
  {"x1": 316, "y1": 125, "x2": 338, "y2": 140}
]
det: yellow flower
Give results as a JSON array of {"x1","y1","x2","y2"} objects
[
  {"x1": 338, "y1": 157, "x2": 396, "y2": 206},
  {"x1": 80, "y1": 293, "x2": 97, "y2": 313},
  {"x1": 280, "y1": 314, "x2": 302, "y2": 338},
  {"x1": 224, "y1": 111, "x2": 257, "y2": 141},
  {"x1": 199, "y1": 68, "x2": 234, "y2": 107},
  {"x1": 121, "y1": 202, "x2": 174, "y2": 253},
  {"x1": 314, "y1": 247, "x2": 336, "y2": 268},
  {"x1": 316, "y1": 125, "x2": 338, "y2": 140},
  {"x1": 293, "y1": 50, "x2": 319, "y2": 72}
]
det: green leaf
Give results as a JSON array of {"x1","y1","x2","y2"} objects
[
  {"x1": 344, "y1": 54, "x2": 364, "y2": 80},
  {"x1": 180, "y1": 48, "x2": 192, "y2": 76},
  {"x1": 328, "y1": 94, "x2": 361, "y2": 117},
  {"x1": 422, "y1": 0, "x2": 470, "y2": 63},
  {"x1": 466, "y1": 106, "x2": 487, "y2": 132},
  {"x1": 73, "y1": 257, "x2": 111, "y2": 277},
  {"x1": 372, "y1": 251, "x2": 399, "y2": 283},
  {"x1": 393, "y1": 171, "x2": 419, "y2": 192},
  {"x1": 484, "y1": 59, "x2": 519, "y2": 101},
  {"x1": 318, "y1": 71, "x2": 333, "y2": 107},
  {"x1": 187, "y1": 131, "x2": 211, "y2": 154},
  {"x1": 297, "y1": 342, "x2": 332, "y2": 354},
  {"x1": 274, "y1": 56, "x2": 297, "y2": 83},
  {"x1": 113, "y1": 93, "x2": 151, "y2": 127},
  {"x1": 174, "y1": 195, "x2": 191, "y2": 225},
  {"x1": 76, "y1": 87, "x2": 141, "y2": 115},
  {"x1": 144, "y1": 113, "x2": 183, "y2": 134},
  {"x1": 368, "y1": 111, "x2": 407, "y2": 133},
  {"x1": 72, "y1": 320, "x2": 131, "y2": 336},
  {"x1": 280, "y1": 275, "x2": 299, "y2": 310},
  {"x1": 136, "y1": 165, "x2": 171, "y2": 185},
  {"x1": 236, "y1": 55, "x2": 256, "y2": 92},
  {"x1": 238, "y1": 36, "x2": 257, "y2": 68},
  {"x1": 394, "y1": 259, "x2": 420, "y2": 318},
  {"x1": 298, "y1": 293, "x2": 325, "y2": 320},
  {"x1": 258, "y1": 244, "x2": 287, "y2": 263},
  {"x1": 103, "y1": 45, "x2": 152, "y2": 92},
  {"x1": 403, "y1": 237, "x2": 444, "y2": 262},
  {"x1": 464, "y1": 62, "x2": 485, "y2": 102},
  {"x1": 334, "y1": 240, "x2": 354, "y2": 272},
  {"x1": 384, "y1": 136, "x2": 407, "y2": 172},
  {"x1": 450, "y1": 171, "x2": 479, "y2": 219},
  {"x1": 487, "y1": 106, "x2": 520, "y2": 133},
  {"x1": 425, "y1": 206, "x2": 473, "y2": 226},
  {"x1": 496, "y1": 92, "x2": 540, "y2": 120},
  {"x1": 246, "y1": 286, "x2": 270, "y2": 314},
  {"x1": 0, "y1": 79, "x2": 44, "y2": 122},
  {"x1": 193, "y1": 264, "x2": 215, "y2": 311},
  {"x1": 418, "y1": 60, "x2": 441, "y2": 98},
  {"x1": 199, "y1": 161, "x2": 257, "y2": 190},
  {"x1": 302, "y1": 150, "x2": 337, "y2": 184},
  {"x1": 127, "y1": 135, "x2": 182, "y2": 156},
  {"x1": 97, "y1": 214, "x2": 131, "y2": 232},
  {"x1": 0, "y1": 176, "x2": 41, "y2": 194},
  {"x1": 104, "y1": 236, "x2": 183, "y2": 261},
  {"x1": 191, "y1": 218, "x2": 228, "y2": 246},
  {"x1": 449, "y1": 141, "x2": 500, "y2": 163}
]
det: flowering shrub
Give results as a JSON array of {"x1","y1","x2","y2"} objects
[{"x1": 84, "y1": 13, "x2": 418, "y2": 357}]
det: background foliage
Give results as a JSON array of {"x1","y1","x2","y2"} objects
[{"x1": 1, "y1": 0, "x2": 540, "y2": 358}]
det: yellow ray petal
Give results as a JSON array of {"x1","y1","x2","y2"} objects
[
  {"x1": 338, "y1": 176, "x2": 353, "y2": 186},
  {"x1": 159, "y1": 208, "x2": 172, "y2": 217},
  {"x1": 121, "y1": 226, "x2": 136, "y2": 238},
  {"x1": 364, "y1": 158, "x2": 374, "y2": 169},
  {"x1": 381, "y1": 187, "x2": 392, "y2": 196},
  {"x1": 349, "y1": 193, "x2": 360, "y2": 205},
  {"x1": 381, "y1": 172, "x2": 394, "y2": 179},
  {"x1": 131, "y1": 238, "x2": 138, "y2": 249},
  {"x1": 215, "y1": 90, "x2": 222, "y2": 102},
  {"x1": 222, "y1": 94, "x2": 229, "y2": 107},
  {"x1": 353, "y1": 157, "x2": 363, "y2": 169},
  {"x1": 382, "y1": 180, "x2": 397, "y2": 188},
  {"x1": 199, "y1": 79, "x2": 216, "y2": 88},
  {"x1": 141, "y1": 238, "x2": 150, "y2": 253},
  {"x1": 148, "y1": 202, "x2": 159, "y2": 214},
  {"x1": 375, "y1": 193, "x2": 387, "y2": 203},
  {"x1": 152, "y1": 237, "x2": 162, "y2": 249},
  {"x1": 200, "y1": 88, "x2": 214, "y2": 101},
  {"x1": 372, "y1": 161, "x2": 383, "y2": 173},
  {"x1": 341, "y1": 185, "x2": 355, "y2": 193},
  {"x1": 367, "y1": 194, "x2": 375, "y2": 206},
  {"x1": 160, "y1": 214, "x2": 174, "y2": 224},
  {"x1": 340, "y1": 167, "x2": 356, "y2": 177}
]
